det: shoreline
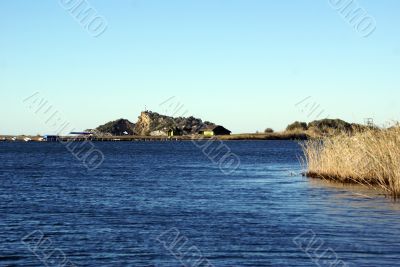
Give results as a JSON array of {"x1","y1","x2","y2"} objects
[
  {"x1": 305, "y1": 171, "x2": 382, "y2": 186},
  {"x1": 0, "y1": 132, "x2": 310, "y2": 142}
]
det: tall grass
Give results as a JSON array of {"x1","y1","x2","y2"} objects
[{"x1": 302, "y1": 127, "x2": 400, "y2": 198}]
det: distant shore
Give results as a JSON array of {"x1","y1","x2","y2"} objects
[
  {"x1": 2, "y1": 118, "x2": 377, "y2": 143},
  {"x1": 0, "y1": 132, "x2": 309, "y2": 142}
]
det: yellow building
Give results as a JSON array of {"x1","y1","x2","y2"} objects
[{"x1": 202, "y1": 130, "x2": 214, "y2": 137}]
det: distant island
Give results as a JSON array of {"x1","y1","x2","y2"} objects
[
  {"x1": 86, "y1": 111, "x2": 373, "y2": 140},
  {"x1": 90, "y1": 111, "x2": 222, "y2": 137}
]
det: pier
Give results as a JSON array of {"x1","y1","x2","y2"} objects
[{"x1": 0, "y1": 135, "x2": 195, "y2": 142}]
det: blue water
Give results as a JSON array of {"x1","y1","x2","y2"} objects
[{"x1": 1, "y1": 141, "x2": 400, "y2": 267}]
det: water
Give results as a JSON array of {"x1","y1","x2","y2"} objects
[{"x1": 1, "y1": 141, "x2": 400, "y2": 267}]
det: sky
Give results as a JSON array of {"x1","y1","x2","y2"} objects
[{"x1": 1, "y1": 0, "x2": 399, "y2": 135}]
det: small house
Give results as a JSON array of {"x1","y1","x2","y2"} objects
[
  {"x1": 150, "y1": 130, "x2": 167, "y2": 137},
  {"x1": 198, "y1": 125, "x2": 231, "y2": 137}
]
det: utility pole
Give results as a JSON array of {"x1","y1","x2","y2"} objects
[{"x1": 364, "y1": 118, "x2": 374, "y2": 127}]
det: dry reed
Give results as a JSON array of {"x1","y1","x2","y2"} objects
[{"x1": 302, "y1": 126, "x2": 400, "y2": 198}]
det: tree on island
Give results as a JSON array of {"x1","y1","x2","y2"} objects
[{"x1": 286, "y1": 121, "x2": 308, "y2": 131}]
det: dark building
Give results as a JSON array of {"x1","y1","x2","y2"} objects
[
  {"x1": 167, "y1": 128, "x2": 183, "y2": 137},
  {"x1": 198, "y1": 125, "x2": 231, "y2": 136}
]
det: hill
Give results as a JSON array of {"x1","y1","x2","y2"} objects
[
  {"x1": 134, "y1": 111, "x2": 215, "y2": 136},
  {"x1": 93, "y1": 111, "x2": 217, "y2": 136},
  {"x1": 95, "y1": 119, "x2": 136, "y2": 136}
]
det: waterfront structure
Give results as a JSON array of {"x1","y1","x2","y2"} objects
[
  {"x1": 198, "y1": 125, "x2": 231, "y2": 137},
  {"x1": 167, "y1": 128, "x2": 183, "y2": 137},
  {"x1": 43, "y1": 135, "x2": 60, "y2": 142}
]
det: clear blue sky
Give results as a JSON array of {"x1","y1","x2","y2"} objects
[{"x1": 1, "y1": 0, "x2": 399, "y2": 135}]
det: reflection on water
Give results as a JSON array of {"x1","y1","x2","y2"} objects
[{"x1": 307, "y1": 177, "x2": 400, "y2": 212}]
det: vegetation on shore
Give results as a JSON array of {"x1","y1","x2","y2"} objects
[
  {"x1": 217, "y1": 131, "x2": 308, "y2": 140},
  {"x1": 302, "y1": 126, "x2": 400, "y2": 198},
  {"x1": 286, "y1": 119, "x2": 370, "y2": 136},
  {"x1": 95, "y1": 119, "x2": 136, "y2": 136}
]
